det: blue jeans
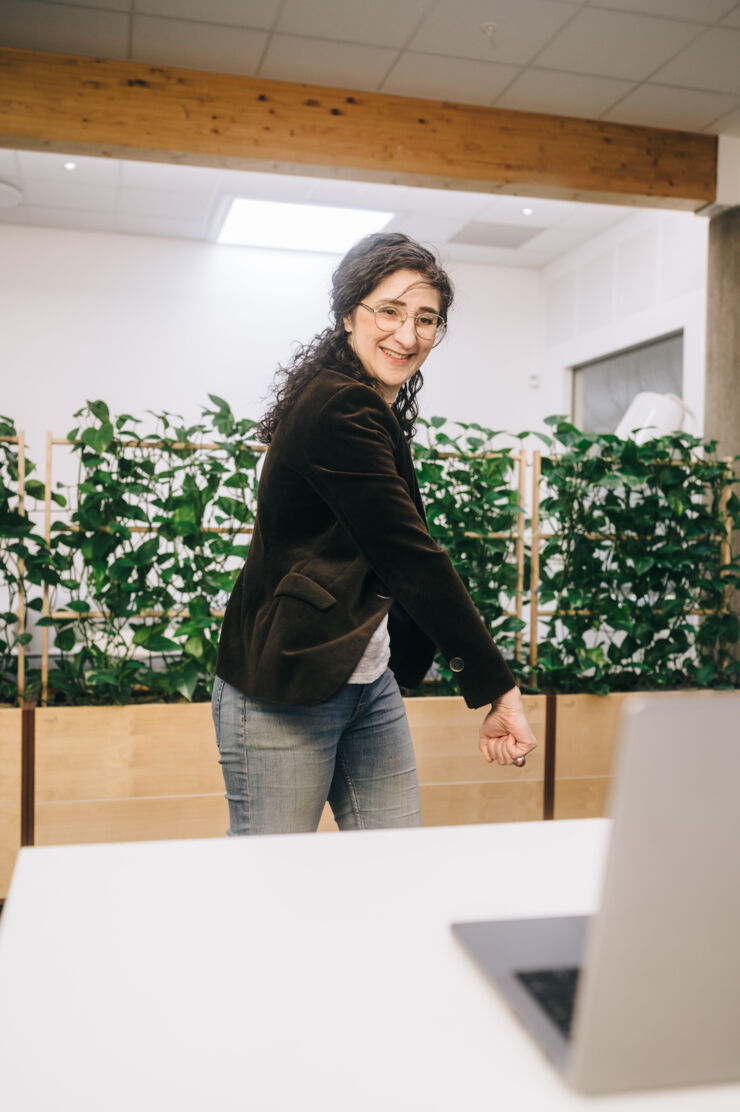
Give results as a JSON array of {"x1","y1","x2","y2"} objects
[{"x1": 211, "y1": 668, "x2": 422, "y2": 835}]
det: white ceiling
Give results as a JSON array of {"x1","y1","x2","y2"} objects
[{"x1": 1, "y1": 0, "x2": 739, "y2": 265}]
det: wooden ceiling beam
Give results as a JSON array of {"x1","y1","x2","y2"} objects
[{"x1": 0, "y1": 47, "x2": 717, "y2": 210}]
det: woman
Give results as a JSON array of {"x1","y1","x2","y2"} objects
[{"x1": 212, "y1": 231, "x2": 537, "y2": 835}]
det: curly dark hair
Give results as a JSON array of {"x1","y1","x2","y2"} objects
[{"x1": 256, "y1": 232, "x2": 454, "y2": 443}]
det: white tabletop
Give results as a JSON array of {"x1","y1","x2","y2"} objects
[{"x1": 0, "y1": 819, "x2": 737, "y2": 1111}]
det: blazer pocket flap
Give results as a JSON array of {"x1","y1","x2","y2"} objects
[{"x1": 273, "y1": 572, "x2": 337, "y2": 611}]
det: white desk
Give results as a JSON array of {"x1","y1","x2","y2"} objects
[{"x1": 0, "y1": 820, "x2": 737, "y2": 1111}]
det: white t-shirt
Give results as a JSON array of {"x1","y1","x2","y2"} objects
[{"x1": 347, "y1": 613, "x2": 391, "y2": 684}]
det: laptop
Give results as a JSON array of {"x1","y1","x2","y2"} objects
[{"x1": 452, "y1": 692, "x2": 740, "y2": 1095}]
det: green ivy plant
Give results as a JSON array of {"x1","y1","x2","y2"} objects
[
  {"x1": 40, "y1": 397, "x2": 260, "y2": 703},
  {"x1": 535, "y1": 416, "x2": 740, "y2": 693},
  {"x1": 1, "y1": 403, "x2": 738, "y2": 705},
  {"x1": 0, "y1": 415, "x2": 66, "y2": 703},
  {"x1": 412, "y1": 418, "x2": 527, "y2": 692}
]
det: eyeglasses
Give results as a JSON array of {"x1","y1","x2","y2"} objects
[{"x1": 358, "y1": 302, "x2": 446, "y2": 346}]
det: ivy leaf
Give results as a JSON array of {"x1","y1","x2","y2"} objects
[
  {"x1": 207, "y1": 393, "x2": 230, "y2": 411},
  {"x1": 173, "y1": 503, "x2": 197, "y2": 525},
  {"x1": 173, "y1": 661, "x2": 200, "y2": 701},
  {"x1": 54, "y1": 627, "x2": 77, "y2": 652},
  {"x1": 80, "y1": 421, "x2": 114, "y2": 455},
  {"x1": 66, "y1": 600, "x2": 91, "y2": 613},
  {"x1": 24, "y1": 479, "x2": 46, "y2": 500},
  {"x1": 88, "y1": 400, "x2": 110, "y2": 423},
  {"x1": 135, "y1": 537, "x2": 159, "y2": 566},
  {"x1": 497, "y1": 616, "x2": 527, "y2": 633},
  {"x1": 137, "y1": 633, "x2": 180, "y2": 653},
  {"x1": 184, "y1": 635, "x2": 205, "y2": 659}
]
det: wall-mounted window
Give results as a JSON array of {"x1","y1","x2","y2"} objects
[{"x1": 572, "y1": 331, "x2": 683, "y2": 433}]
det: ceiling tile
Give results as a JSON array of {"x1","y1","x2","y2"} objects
[
  {"x1": 0, "y1": 0, "x2": 130, "y2": 58},
  {"x1": 120, "y1": 160, "x2": 222, "y2": 191},
  {"x1": 450, "y1": 221, "x2": 546, "y2": 248},
  {"x1": 381, "y1": 52, "x2": 519, "y2": 105},
  {"x1": 22, "y1": 180, "x2": 118, "y2": 212},
  {"x1": 555, "y1": 203, "x2": 637, "y2": 236},
  {"x1": 219, "y1": 170, "x2": 320, "y2": 203},
  {"x1": 649, "y1": 28, "x2": 740, "y2": 95},
  {"x1": 349, "y1": 181, "x2": 417, "y2": 211},
  {"x1": 525, "y1": 224, "x2": 588, "y2": 254},
  {"x1": 259, "y1": 34, "x2": 398, "y2": 90},
  {"x1": 602, "y1": 84, "x2": 739, "y2": 129},
  {"x1": 131, "y1": 16, "x2": 268, "y2": 75},
  {"x1": 112, "y1": 213, "x2": 208, "y2": 240},
  {"x1": 0, "y1": 206, "x2": 125, "y2": 234},
  {"x1": 590, "y1": 0, "x2": 737, "y2": 22},
  {"x1": 17, "y1": 150, "x2": 120, "y2": 186},
  {"x1": 278, "y1": 0, "x2": 431, "y2": 49},
  {"x1": 302, "y1": 178, "x2": 384, "y2": 207},
  {"x1": 385, "y1": 213, "x2": 466, "y2": 249},
  {"x1": 135, "y1": 0, "x2": 281, "y2": 28},
  {"x1": 408, "y1": 0, "x2": 578, "y2": 65},
  {"x1": 0, "y1": 150, "x2": 20, "y2": 180},
  {"x1": 706, "y1": 102, "x2": 740, "y2": 135},
  {"x1": 389, "y1": 185, "x2": 492, "y2": 220},
  {"x1": 442, "y1": 241, "x2": 553, "y2": 267},
  {"x1": 476, "y1": 194, "x2": 579, "y2": 226},
  {"x1": 495, "y1": 68, "x2": 633, "y2": 119},
  {"x1": 534, "y1": 8, "x2": 701, "y2": 80},
  {"x1": 117, "y1": 187, "x2": 211, "y2": 221}
]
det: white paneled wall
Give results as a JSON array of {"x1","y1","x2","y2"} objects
[{"x1": 539, "y1": 209, "x2": 708, "y2": 434}]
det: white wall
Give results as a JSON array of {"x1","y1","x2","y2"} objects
[
  {"x1": 1, "y1": 211, "x2": 710, "y2": 469},
  {"x1": 539, "y1": 208, "x2": 708, "y2": 435},
  {"x1": 0, "y1": 224, "x2": 541, "y2": 471}
]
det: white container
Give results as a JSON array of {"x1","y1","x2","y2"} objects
[{"x1": 614, "y1": 392, "x2": 693, "y2": 444}]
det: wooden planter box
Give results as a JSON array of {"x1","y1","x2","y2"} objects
[
  {"x1": 31, "y1": 695, "x2": 547, "y2": 847},
  {"x1": 553, "y1": 691, "x2": 740, "y2": 819},
  {"x1": 13, "y1": 688, "x2": 737, "y2": 894},
  {"x1": 0, "y1": 708, "x2": 22, "y2": 900},
  {"x1": 34, "y1": 704, "x2": 225, "y2": 847},
  {"x1": 553, "y1": 693, "x2": 631, "y2": 820}
]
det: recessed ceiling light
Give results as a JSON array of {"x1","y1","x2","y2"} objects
[
  {"x1": 63, "y1": 161, "x2": 77, "y2": 171},
  {"x1": 522, "y1": 207, "x2": 534, "y2": 216},
  {"x1": 217, "y1": 198, "x2": 393, "y2": 253}
]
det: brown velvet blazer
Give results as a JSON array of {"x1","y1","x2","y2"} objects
[{"x1": 215, "y1": 368, "x2": 515, "y2": 709}]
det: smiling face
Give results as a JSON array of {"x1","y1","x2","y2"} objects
[{"x1": 343, "y1": 269, "x2": 442, "y2": 404}]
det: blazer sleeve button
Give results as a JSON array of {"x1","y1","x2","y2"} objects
[{"x1": 449, "y1": 657, "x2": 465, "y2": 672}]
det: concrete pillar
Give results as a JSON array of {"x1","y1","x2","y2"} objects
[
  {"x1": 704, "y1": 204, "x2": 740, "y2": 657},
  {"x1": 704, "y1": 205, "x2": 740, "y2": 458}
]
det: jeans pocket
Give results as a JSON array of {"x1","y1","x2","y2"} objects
[{"x1": 211, "y1": 675, "x2": 225, "y2": 751}]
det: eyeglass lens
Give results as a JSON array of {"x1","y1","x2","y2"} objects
[{"x1": 373, "y1": 305, "x2": 443, "y2": 340}]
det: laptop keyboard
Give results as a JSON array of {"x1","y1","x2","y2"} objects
[{"x1": 515, "y1": 966, "x2": 581, "y2": 1038}]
